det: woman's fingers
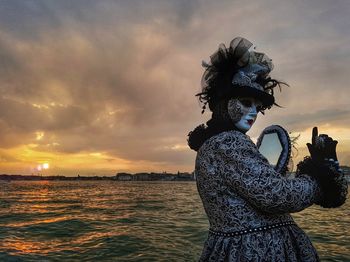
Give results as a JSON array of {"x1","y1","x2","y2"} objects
[
  {"x1": 306, "y1": 143, "x2": 312, "y2": 152},
  {"x1": 312, "y1": 127, "x2": 318, "y2": 145}
]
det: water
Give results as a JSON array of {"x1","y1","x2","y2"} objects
[{"x1": 0, "y1": 181, "x2": 348, "y2": 261}]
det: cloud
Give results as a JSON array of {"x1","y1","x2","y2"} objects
[
  {"x1": 0, "y1": 0, "x2": 349, "y2": 174},
  {"x1": 261, "y1": 109, "x2": 350, "y2": 134}
]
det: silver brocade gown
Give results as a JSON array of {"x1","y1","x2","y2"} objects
[{"x1": 195, "y1": 130, "x2": 323, "y2": 262}]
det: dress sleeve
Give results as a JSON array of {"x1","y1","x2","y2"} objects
[{"x1": 217, "y1": 131, "x2": 321, "y2": 214}]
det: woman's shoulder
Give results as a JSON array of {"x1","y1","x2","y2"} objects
[{"x1": 199, "y1": 130, "x2": 253, "y2": 153}]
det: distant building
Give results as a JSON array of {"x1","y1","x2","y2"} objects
[
  {"x1": 134, "y1": 173, "x2": 150, "y2": 181},
  {"x1": 175, "y1": 172, "x2": 195, "y2": 181},
  {"x1": 340, "y1": 166, "x2": 350, "y2": 175},
  {"x1": 116, "y1": 173, "x2": 133, "y2": 181}
]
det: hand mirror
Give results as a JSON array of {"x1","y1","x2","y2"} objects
[{"x1": 256, "y1": 125, "x2": 291, "y2": 175}]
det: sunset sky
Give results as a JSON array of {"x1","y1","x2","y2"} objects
[{"x1": 0, "y1": 0, "x2": 349, "y2": 176}]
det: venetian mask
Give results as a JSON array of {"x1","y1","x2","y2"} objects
[{"x1": 227, "y1": 97, "x2": 262, "y2": 133}]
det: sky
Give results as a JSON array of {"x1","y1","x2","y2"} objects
[{"x1": 0, "y1": 0, "x2": 349, "y2": 176}]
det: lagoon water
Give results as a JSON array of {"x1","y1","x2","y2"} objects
[{"x1": 0, "y1": 181, "x2": 348, "y2": 261}]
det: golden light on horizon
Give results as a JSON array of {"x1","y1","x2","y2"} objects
[
  {"x1": 1, "y1": 125, "x2": 349, "y2": 176},
  {"x1": 0, "y1": 144, "x2": 138, "y2": 176}
]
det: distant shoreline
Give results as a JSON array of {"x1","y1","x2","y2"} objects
[
  {"x1": 1, "y1": 168, "x2": 349, "y2": 182},
  {"x1": 0, "y1": 172, "x2": 196, "y2": 181}
]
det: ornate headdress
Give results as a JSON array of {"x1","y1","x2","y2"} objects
[
  {"x1": 188, "y1": 37, "x2": 286, "y2": 151},
  {"x1": 197, "y1": 37, "x2": 283, "y2": 113}
]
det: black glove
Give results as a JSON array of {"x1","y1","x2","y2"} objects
[
  {"x1": 306, "y1": 126, "x2": 340, "y2": 170},
  {"x1": 298, "y1": 127, "x2": 346, "y2": 208},
  {"x1": 296, "y1": 156, "x2": 347, "y2": 208}
]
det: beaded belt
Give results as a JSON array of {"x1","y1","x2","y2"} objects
[{"x1": 209, "y1": 221, "x2": 296, "y2": 237}]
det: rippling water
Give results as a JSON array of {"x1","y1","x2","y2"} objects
[{"x1": 0, "y1": 181, "x2": 348, "y2": 261}]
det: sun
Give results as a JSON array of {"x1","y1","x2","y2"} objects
[{"x1": 37, "y1": 163, "x2": 49, "y2": 170}]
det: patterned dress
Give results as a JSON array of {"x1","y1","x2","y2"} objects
[{"x1": 195, "y1": 130, "x2": 346, "y2": 261}]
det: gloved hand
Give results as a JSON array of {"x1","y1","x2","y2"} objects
[
  {"x1": 307, "y1": 127, "x2": 340, "y2": 171},
  {"x1": 298, "y1": 127, "x2": 346, "y2": 208}
]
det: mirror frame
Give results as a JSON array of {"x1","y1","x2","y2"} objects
[{"x1": 256, "y1": 125, "x2": 291, "y2": 175}]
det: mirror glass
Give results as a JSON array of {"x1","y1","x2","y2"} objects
[
  {"x1": 258, "y1": 133, "x2": 283, "y2": 166},
  {"x1": 256, "y1": 125, "x2": 291, "y2": 175}
]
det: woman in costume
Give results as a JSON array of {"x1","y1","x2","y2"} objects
[{"x1": 188, "y1": 37, "x2": 347, "y2": 261}]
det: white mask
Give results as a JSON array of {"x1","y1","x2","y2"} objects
[{"x1": 227, "y1": 97, "x2": 262, "y2": 133}]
